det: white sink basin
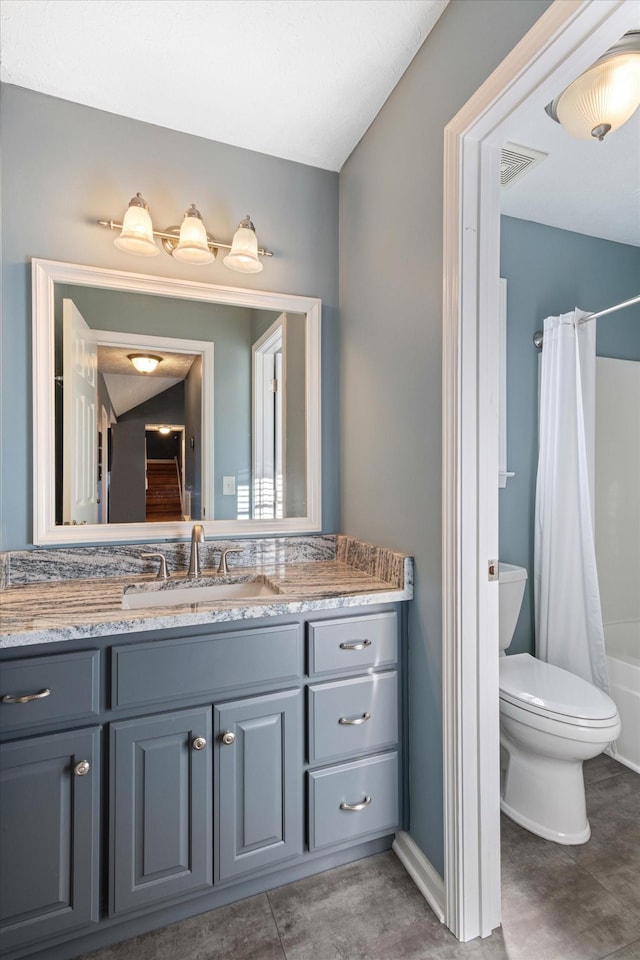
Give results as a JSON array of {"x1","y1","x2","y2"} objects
[{"x1": 122, "y1": 576, "x2": 279, "y2": 610}]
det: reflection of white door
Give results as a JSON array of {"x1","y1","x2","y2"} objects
[
  {"x1": 63, "y1": 299, "x2": 99, "y2": 524},
  {"x1": 253, "y1": 316, "x2": 286, "y2": 519},
  {"x1": 98, "y1": 404, "x2": 110, "y2": 524}
]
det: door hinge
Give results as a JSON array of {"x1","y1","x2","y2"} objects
[{"x1": 269, "y1": 378, "x2": 278, "y2": 393}]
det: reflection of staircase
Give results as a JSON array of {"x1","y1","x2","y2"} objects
[{"x1": 146, "y1": 460, "x2": 183, "y2": 522}]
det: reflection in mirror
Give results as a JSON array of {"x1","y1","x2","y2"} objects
[{"x1": 33, "y1": 260, "x2": 321, "y2": 544}]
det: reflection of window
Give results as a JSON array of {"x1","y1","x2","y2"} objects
[{"x1": 236, "y1": 484, "x2": 250, "y2": 521}]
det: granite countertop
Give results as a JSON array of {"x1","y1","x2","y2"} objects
[{"x1": 0, "y1": 537, "x2": 413, "y2": 648}]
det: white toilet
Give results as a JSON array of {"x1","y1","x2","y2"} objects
[{"x1": 498, "y1": 562, "x2": 621, "y2": 845}]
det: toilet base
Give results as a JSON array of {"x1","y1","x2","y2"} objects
[
  {"x1": 500, "y1": 797, "x2": 591, "y2": 845},
  {"x1": 500, "y1": 734, "x2": 592, "y2": 845}
]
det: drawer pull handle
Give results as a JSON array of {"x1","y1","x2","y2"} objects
[
  {"x1": 74, "y1": 760, "x2": 90, "y2": 777},
  {"x1": 192, "y1": 737, "x2": 207, "y2": 751},
  {"x1": 339, "y1": 639, "x2": 371, "y2": 651},
  {"x1": 1, "y1": 688, "x2": 51, "y2": 705},
  {"x1": 338, "y1": 712, "x2": 371, "y2": 726},
  {"x1": 340, "y1": 795, "x2": 372, "y2": 813},
  {"x1": 221, "y1": 731, "x2": 236, "y2": 746}
]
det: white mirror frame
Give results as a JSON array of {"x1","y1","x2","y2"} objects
[{"x1": 32, "y1": 258, "x2": 322, "y2": 545}]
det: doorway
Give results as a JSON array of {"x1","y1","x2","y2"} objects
[
  {"x1": 145, "y1": 425, "x2": 187, "y2": 522},
  {"x1": 442, "y1": 0, "x2": 638, "y2": 941}
]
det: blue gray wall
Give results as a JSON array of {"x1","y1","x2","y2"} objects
[
  {"x1": 499, "y1": 215, "x2": 640, "y2": 656},
  {"x1": 0, "y1": 84, "x2": 339, "y2": 549},
  {"x1": 338, "y1": 0, "x2": 551, "y2": 876}
]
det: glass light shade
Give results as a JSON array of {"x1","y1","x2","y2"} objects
[
  {"x1": 114, "y1": 197, "x2": 159, "y2": 257},
  {"x1": 128, "y1": 354, "x2": 162, "y2": 373},
  {"x1": 172, "y1": 205, "x2": 214, "y2": 264},
  {"x1": 556, "y1": 53, "x2": 640, "y2": 140},
  {"x1": 158, "y1": 426, "x2": 172, "y2": 435},
  {"x1": 223, "y1": 217, "x2": 263, "y2": 274}
]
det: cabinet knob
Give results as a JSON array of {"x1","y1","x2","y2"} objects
[
  {"x1": 192, "y1": 737, "x2": 207, "y2": 751},
  {"x1": 221, "y1": 731, "x2": 236, "y2": 745},
  {"x1": 74, "y1": 760, "x2": 90, "y2": 777}
]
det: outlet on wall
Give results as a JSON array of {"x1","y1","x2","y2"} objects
[{"x1": 222, "y1": 476, "x2": 236, "y2": 496}]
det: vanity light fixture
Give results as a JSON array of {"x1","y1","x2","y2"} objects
[
  {"x1": 112, "y1": 193, "x2": 159, "y2": 257},
  {"x1": 545, "y1": 30, "x2": 640, "y2": 141},
  {"x1": 172, "y1": 204, "x2": 214, "y2": 265},
  {"x1": 99, "y1": 194, "x2": 273, "y2": 273},
  {"x1": 128, "y1": 353, "x2": 163, "y2": 373},
  {"x1": 223, "y1": 216, "x2": 263, "y2": 273}
]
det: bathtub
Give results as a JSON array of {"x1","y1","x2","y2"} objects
[{"x1": 605, "y1": 620, "x2": 640, "y2": 773}]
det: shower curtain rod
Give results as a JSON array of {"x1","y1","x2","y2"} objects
[{"x1": 533, "y1": 292, "x2": 640, "y2": 348}]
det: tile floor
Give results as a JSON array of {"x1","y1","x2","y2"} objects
[{"x1": 80, "y1": 755, "x2": 640, "y2": 960}]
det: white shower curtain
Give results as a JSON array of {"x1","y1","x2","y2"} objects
[{"x1": 534, "y1": 309, "x2": 609, "y2": 692}]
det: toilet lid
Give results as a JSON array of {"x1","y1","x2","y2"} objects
[{"x1": 499, "y1": 653, "x2": 618, "y2": 722}]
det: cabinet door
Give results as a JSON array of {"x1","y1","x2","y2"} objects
[
  {"x1": 0, "y1": 727, "x2": 100, "y2": 953},
  {"x1": 110, "y1": 707, "x2": 212, "y2": 915},
  {"x1": 215, "y1": 688, "x2": 303, "y2": 882}
]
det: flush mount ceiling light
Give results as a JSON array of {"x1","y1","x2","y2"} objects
[
  {"x1": 545, "y1": 30, "x2": 640, "y2": 142},
  {"x1": 128, "y1": 353, "x2": 163, "y2": 373},
  {"x1": 99, "y1": 193, "x2": 273, "y2": 273}
]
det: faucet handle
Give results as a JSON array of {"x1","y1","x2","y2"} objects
[
  {"x1": 217, "y1": 547, "x2": 244, "y2": 576},
  {"x1": 141, "y1": 553, "x2": 170, "y2": 580}
]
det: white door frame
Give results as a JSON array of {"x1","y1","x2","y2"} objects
[
  {"x1": 252, "y1": 314, "x2": 286, "y2": 520},
  {"x1": 442, "y1": 0, "x2": 638, "y2": 942}
]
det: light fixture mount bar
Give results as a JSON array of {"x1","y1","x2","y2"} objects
[{"x1": 97, "y1": 218, "x2": 273, "y2": 257}]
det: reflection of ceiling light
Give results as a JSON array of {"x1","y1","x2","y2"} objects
[
  {"x1": 158, "y1": 426, "x2": 172, "y2": 435},
  {"x1": 99, "y1": 195, "x2": 273, "y2": 272},
  {"x1": 128, "y1": 353, "x2": 162, "y2": 373},
  {"x1": 545, "y1": 31, "x2": 640, "y2": 141}
]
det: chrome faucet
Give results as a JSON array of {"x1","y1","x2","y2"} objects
[
  {"x1": 188, "y1": 524, "x2": 205, "y2": 577},
  {"x1": 217, "y1": 546, "x2": 243, "y2": 576}
]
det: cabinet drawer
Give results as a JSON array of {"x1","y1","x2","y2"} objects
[
  {"x1": 111, "y1": 624, "x2": 302, "y2": 708},
  {"x1": 308, "y1": 752, "x2": 399, "y2": 851},
  {"x1": 308, "y1": 612, "x2": 397, "y2": 676},
  {"x1": 308, "y1": 671, "x2": 398, "y2": 764},
  {"x1": 0, "y1": 650, "x2": 100, "y2": 733}
]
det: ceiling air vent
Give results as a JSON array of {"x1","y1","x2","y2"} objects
[{"x1": 500, "y1": 142, "x2": 548, "y2": 189}]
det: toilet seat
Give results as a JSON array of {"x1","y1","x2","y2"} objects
[{"x1": 499, "y1": 653, "x2": 618, "y2": 728}]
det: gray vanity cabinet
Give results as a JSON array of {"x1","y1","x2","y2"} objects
[
  {"x1": 110, "y1": 706, "x2": 213, "y2": 916},
  {"x1": 0, "y1": 726, "x2": 101, "y2": 953},
  {"x1": 215, "y1": 688, "x2": 303, "y2": 881},
  {"x1": 0, "y1": 604, "x2": 404, "y2": 960}
]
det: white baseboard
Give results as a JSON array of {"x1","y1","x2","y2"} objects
[
  {"x1": 392, "y1": 831, "x2": 445, "y2": 923},
  {"x1": 605, "y1": 745, "x2": 640, "y2": 775}
]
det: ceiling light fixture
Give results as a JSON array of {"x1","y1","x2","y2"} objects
[
  {"x1": 128, "y1": 353, "x2": 163, "y2": 373},
  {"x1": 99, "y1": 193, "x2": 273, "y2": 273},
  {"x1": 545, "y1": 30, "x2": 640, "y2": 141}
]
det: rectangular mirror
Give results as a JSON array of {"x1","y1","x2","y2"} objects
[{"x1": 33, "y1": 259, "x2": 321, "y2": 544}]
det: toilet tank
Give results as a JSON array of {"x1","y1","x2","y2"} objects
[{"x1": 498, "y1": 563, "x2": 528, "y2": 653}]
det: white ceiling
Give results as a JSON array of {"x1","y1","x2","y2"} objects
[
  {"x1": 501, "y1": 102, "x2": 640, "y2": 248},
  {"x1": 0, "y1": 0, "x2": 448, "y2": 172},
  {"x1": 2, "y1": 0, "x2": 638, "y2": 244},
  {"x1": 97, "y1": 345, "x2": 197, "y2": 416}
]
